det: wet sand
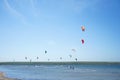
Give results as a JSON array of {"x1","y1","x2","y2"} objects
[{"x1": 0, "y1": 72, "x2": 17, "y2": 80}]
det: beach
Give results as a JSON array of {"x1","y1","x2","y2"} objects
[{"x1": 0, "y1": 72, "x2": 17, "y2": 80}]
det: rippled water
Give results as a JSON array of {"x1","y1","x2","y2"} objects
[{"x1": 0, "y1": 63, "x2": 120, "y2": 80}]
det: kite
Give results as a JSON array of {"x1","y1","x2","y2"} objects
[
  {"x1": 75, "y1": 58, "x2": 77, "y2": 61},
  {"x1": 81, "y1": 26, "x2": 85, "y2": 31},
  {"x1": 45, "y1": 50, "x2": 47, "y2": 54},
  {"x1": 36, "y1": 57, "x2": 39, "y2": 59},
  {"x1": 60, "y1": 57, "x2": 62, "y2": 60},
  {"x1": 71, "y1": 49, "x2": 76, "y2": 52},
  {"x1": 25, "y1": 57, "x2": 27, "y2": 60},
  {"x1": 81, "y1": 39, "x2": 84, "y2": 44}
]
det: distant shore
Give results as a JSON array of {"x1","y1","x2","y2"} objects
[
  {"x1": 0, "y1": 61, "x2": 120, "y2": 65},
  {"x1": 0, "y1": 72, "x2": 18, "y2": 80}
]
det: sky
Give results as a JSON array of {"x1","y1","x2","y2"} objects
[{"x1": 0, "y1": 0, "x2": 120, "y2": 62}]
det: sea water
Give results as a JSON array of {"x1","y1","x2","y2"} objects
[{"x1": 0, "y1": 63, "x2": 120, "y2": 80}]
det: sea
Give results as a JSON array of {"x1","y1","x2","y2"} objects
[{"x1": 0, "y1": 62, "x2": 120, "y2": 80}]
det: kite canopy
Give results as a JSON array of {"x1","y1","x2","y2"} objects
[
  {"x1": 81, "y1": 26, "x2": 85, "y2": 31},
  {"x1": 75, "y1": 58, "x2": 77, "y2": 61},
  {"x1": 48, "y1": 59, "x2": 50, "y2": 61},
  {"x1": 60, "y1": 57, "x2": 62, "y2": 60},
  {"x1": 81, "y1": 39, "x2": 84, "y2": 44},
  {"x1": 25, "y1": 57, "x2": 27, "y2": 60},
  {"x1": 71, "y1": 49, "x2": 76, "y2": 52},
  {"x1": 45, "y1": 50, "x2": 47, "y2": 54},
  {"x1": 36, "y1": 57, "x2": 39, "y2": 59}
]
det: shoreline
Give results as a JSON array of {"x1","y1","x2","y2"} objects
[{"x1": 0, "y1": 72, "x2": 18, "y2": 80}]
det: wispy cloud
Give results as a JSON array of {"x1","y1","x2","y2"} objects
[
  {"x1": 4, "y1": 0, "x2": 27, "y2": 25},
  {"x1": 30, "y1": 0, "x2": 39, "y2": 17},
  {"x1": 67, "y1": 0, "x2": 99, "y2": 13}
]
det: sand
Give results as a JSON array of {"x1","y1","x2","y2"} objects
[{"x1": 0, "y1": 72, "x2": 18, "y2": 80}]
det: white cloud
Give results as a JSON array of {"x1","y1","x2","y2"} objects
[
  {"x1": 4, "y1": 0, "x2": 27, "y2": 25},
  {"x1": 30, "y1": 0, "x2": 39, "y2": 17},
  {"x1": 68, "y1": 0, "x2": 100, "y2": 13}
]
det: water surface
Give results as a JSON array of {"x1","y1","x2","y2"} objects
[{"x1": 0, "y1": 62, "x2": 120, "y2": 80}]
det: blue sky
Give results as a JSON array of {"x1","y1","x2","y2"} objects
[{"x1": 0, "y1": 0, "x2": 120, "y2": 62}]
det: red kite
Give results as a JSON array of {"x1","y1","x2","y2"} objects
[{"x1": 81, "y1": 39, "x2": 84, "y2": 44}]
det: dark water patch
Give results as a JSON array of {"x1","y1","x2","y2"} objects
[{"x1": 0, "y1": 61, "x2": 120, "y2": 65}]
